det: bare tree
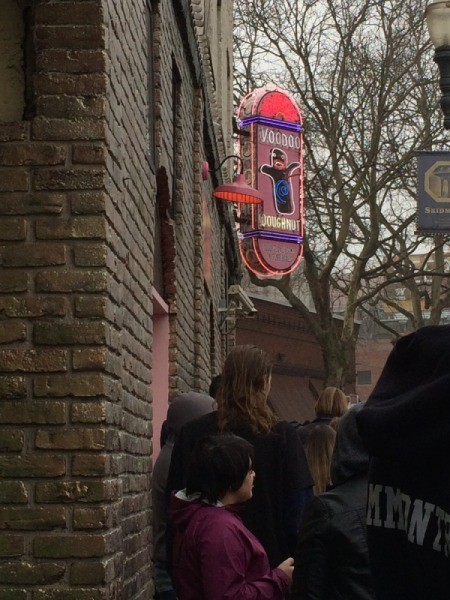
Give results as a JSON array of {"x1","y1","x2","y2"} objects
[
  {"x1": 363, "y1": 235, "x2": 450, "y2": 332},
  {"x1": 234, "y1": 0, "x2": 449, "y2": 387}
]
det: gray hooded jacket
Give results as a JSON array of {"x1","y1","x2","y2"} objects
[{"x1": 152, "y1": 392, "x2": 215, "y2": 564}]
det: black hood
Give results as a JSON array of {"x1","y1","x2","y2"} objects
[
  {"x1": 331, "y1": 403, "x2": 369, "y2": 486},
  {"x1": 356, "y1": 325, "x2": 450, "y2": 460}
]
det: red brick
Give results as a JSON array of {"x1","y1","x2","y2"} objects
[
  {"x1": 69, "y1": 191, "x2": 106, "y2": 214},
  {"x1": 72, "y1": 144, "x2": 106, "y2": 164},
  {"x1": 37, "y1": 95, "x2": 105, "y2": 119},
  {"x1": 0, "y1": 296, "x2": 68, "y2": 318},
  {"x1": 35, "y1": 217, "x2": 106, "y2": 240},
  {"x1": 73, "y1": 243, "x2": 107, "y2": 266},
  {"x1": 40, "y1": 480, "x2": 107, "y2": 503},
  {"x1": 71, "y1": 401, "x2": 106, "y2": 423},
  {"x1": 72, "y1": 348, "x2": 106, "y2": 370},
  {"x1": 73, "y1": 506, "x2": 108, "y2": 529},
  {"x1": 0, "y1": 170, "x2": 29, "y2": 192},
  {"x1": 33, "y1": 374, "x2": 105, "y2": 397},
  {"x1": 0, "y1": 561, "x2": 65, "y2": 584},
  {"x1": 0, "y1": 144, "x2": 66, "y2": 166},
  {"x1": 0, "y1": 218, "x2": 26, "y2": 240},
  {"x1": 0, "y1": 589, "x2": 27, "y2": 600},
  {"x1": 0, "y1": 0, "x2": 233, "y2": 596},
  {"x1": 33, "y1": 534, "x2": 106, "y2": 558},
  {"x1": 35, "y1": 3, "x2": 103, "y2": 26},
  {"x1": 36, "y1": 49, "x2": 107, "y2": 73},
  {"x1": 35, "y1": 269, "x2": 107, "y2": 293},
  {"x1": 0, "y1": 508, "x2": 66, "y2": 531},
  {"x1": 0, "y1": 561, "x2": 65, "y2": 585},
  {"x1": 34, "y1": 73, "x2": 107, "y2": 96},
  {"x1": 0, "y1": 430, "x2": 24, "y2": 452},
  {"x1": 0, "y1": 402, "x2": 65, "y2": 425},
  {"x1": 0, "y1": 535, "x2": 25, "y2": 557},
  {"x1": 0, "y1": 272, "x2": 28, "y2": 293},
  {"x1": 0, "y1": 322, "x2": 27, "y2": 344},
  {"x1": 70, "y1": 559, "x2": 107, "y2": 583},
  {"x1": 356, "y1": 338, "x2": 393, "y2": 401},
  {"x1": 34, "y1": 168, "x2": 105, "y2": 191},
  {"x1": 35, "y1": 481, "x2": 103, "y2": 503},
  {"x1": 35, "y1": 24, "x2": 105, "y2": 51},
  {"x1": 0, "y1": 349, "x2": 67, "y2": 372},
  {"x1": 0, "y1": 123, "x2": 28, "y2": 142},
  {"x1": 0, "y1": 192, "x2": 65, "y2": 215},
  {"x1": 33, "y1": 590, "x2": 104, "y2": 600},
  {"x1": 1, "y1": 243, "x2": 66, "y2": 267},
  {"x1": 32, "y1": 117, "x2": 105, "y2": 142},
  {"x1": 0, "y1": 456, "x2": 65, "y2": 478},
  {"x1": 71, "y1": 454, "x2": 107, "y2": 477},
  {"x1": 74, "y1": 295, "x2": 106, "y2": 317},
  {"x1": 0, "y1": 377, "x2": 27, "y2": 398},
  {"x1": 34, "y1": 322, "x2": 106, "y2": 345},
  {"x1": 0, "y1": 482, "x2": 28, "y2": 504}
]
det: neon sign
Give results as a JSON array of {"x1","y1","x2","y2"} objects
[{"x1": 237, "y1": 86, "x2": 304, "y2": 277}]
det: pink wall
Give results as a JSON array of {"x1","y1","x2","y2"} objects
[{"x1": 152, "y1": 289, "x2": 170, "y2": 457}]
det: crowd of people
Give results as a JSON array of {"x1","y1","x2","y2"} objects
[{"x1": 151, "y1": 325, "x2": 450, "y2": 599}]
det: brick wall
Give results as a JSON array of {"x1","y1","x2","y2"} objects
[
  {"x1": 0, "y1": 0, "x2": 25, "y2": 121},
  {"x1": 356, "y1": 337, "x2": 393, "y2": 401},
  {"x1": 0, "y1": 0, "x2": 129, "y2": 597},
  {"x1": 237, "y1": 297, "x2": 325, "y2": 379},
  {"x1": 0, "y1": 0, "x2": 235, "y2": 598},
  {"x1": 153, "y1": 0, "x2": 234, "y2": 395},
  {"x1": 103, "y1": 0, "x2": 155, "y2": 597}
]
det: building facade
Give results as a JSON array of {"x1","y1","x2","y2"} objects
[
  {"x1": 237, "y1": 294, "x2": 362, "y2": 423},
  {"x1": 0, "y1": 0, "x2": 236, "y2": 597},
  {"x1": 237, "y1": 295, "x2": 327, "y2": 424}
]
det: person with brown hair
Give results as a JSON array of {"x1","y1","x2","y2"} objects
[
  {"x1": 315, "y1": 386, "x2": 349, "y2": 419},
  {"x1": 329, "y1": 416, "x2": 341, "y2": 432},
  {"x1": 299, "y1": 387, "x2": 349, "y2": 444},
  {"x1": 167, "y1": 345, "x2": 313, "y2": 568},
  {"x1": 304, "y1": 424, "x2": 337, "y2": 495},
  {"x1": 291, "y1": 404, "x2": 375, "y2": 599}
]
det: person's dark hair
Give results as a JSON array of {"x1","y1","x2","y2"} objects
[
  {"x1": 185, "y1": 434, "x2": 255, "y2": 504},
  {"x1": 216, "y1": 345, "x2": 277, "y2": 435},
  {"x1": 209, "y1": 374, "x2": 222, "y2": 399}
]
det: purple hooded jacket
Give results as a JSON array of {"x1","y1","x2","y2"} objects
[{"x1": 171, "y1": 493, "x2": 290, "y2": 600}]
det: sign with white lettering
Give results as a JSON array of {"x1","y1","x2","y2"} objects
[
  {"x1": 417, "y1": 152, "x2": 450, "y2": 232},
  {"x1": 237, "y1": 86, "x2": 304, "y2": 277}
]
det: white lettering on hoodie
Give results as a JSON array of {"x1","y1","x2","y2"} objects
[{"x1": 367, "y1": 484, "x2": 448, "y2": 556}]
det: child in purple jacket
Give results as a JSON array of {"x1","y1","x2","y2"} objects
[{"x1": 170, "y1": 434, "x2": 293, "y2": 599}]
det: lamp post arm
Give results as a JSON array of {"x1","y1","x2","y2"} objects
[
  {"x1": 434, "y1": 45, "x2": 450, "y2": 129},
  {"x1": 211, "y1": 154, "x2": 244, "y2": 175}
]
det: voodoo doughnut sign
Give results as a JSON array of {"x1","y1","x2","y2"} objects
[{"x1": 237, "y1": 86, "x2": 304, "y2": 277}]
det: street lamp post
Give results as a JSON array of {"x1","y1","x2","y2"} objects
[{"x1": 426, "y1": 1, "x2": 450, "y2": 129}]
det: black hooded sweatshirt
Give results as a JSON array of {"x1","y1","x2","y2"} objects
[
  {"x1": 291, "y1": 403, "x2": 375, "y2": 600},
  {"x1": 356, "y1": 325, "x2": 450, "y2": 600}
]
